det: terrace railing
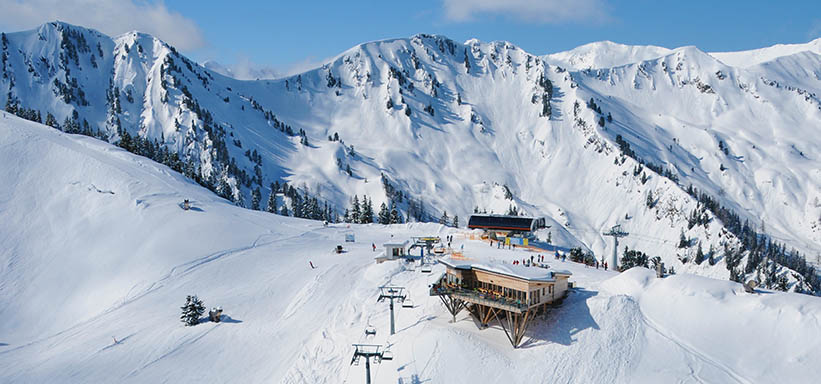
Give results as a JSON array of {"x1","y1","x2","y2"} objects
[{"x1": 430, "y1": 274, "x2": 528, "y2": 312}]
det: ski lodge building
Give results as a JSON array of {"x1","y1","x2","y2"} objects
[
  {"x1": 467, "y1": 214, "x2": 546, "y2": 236},
  {"x1": 430, "y1": 258, "x2": 571, "y2": 347}
]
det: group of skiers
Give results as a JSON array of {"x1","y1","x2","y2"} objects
[
  {"x1": 489, "y1": 239, "x2": 517, "y2": 250},
  {"x1": 512, "y1": 254, "x2": 547, "y2": 267}
]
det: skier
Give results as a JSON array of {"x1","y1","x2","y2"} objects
[
  {"x1": 372, "y1": 243, "x2": 376, "y2": 252},
  {"x1": 604, "y1": 262, "x2": 608, "y2": 271},
  {"x1": 309, "y1": 261, "x2": 316, "y2": 269}
]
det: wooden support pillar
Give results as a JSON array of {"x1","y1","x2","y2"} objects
[
  {"x1": 482, "y1": 306, "x2": 497, "y2": 327},
  {"x1": 493, "y1": 308, "x2": 534, "y2": 348},
  {"x1": 438, "y1": 294, "x2": 466, "y2": 323}
]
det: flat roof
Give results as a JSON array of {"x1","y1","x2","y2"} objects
[
  {"x1": 383, "y1": 240, "x2": 410, "y2": 247},
  {"x1": 467, "y1": 215, "x2": 536, "y2": 231},
  {"x1": 439, "y1": 258, "x2": 571, "y2": 283}
]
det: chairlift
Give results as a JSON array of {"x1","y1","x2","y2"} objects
[
  {"x1": 402, "y1": 298, "x2": 414, "y2": 308},
  {"x1": 365, "y1": 325, "x2": 377, "y2": 336}
]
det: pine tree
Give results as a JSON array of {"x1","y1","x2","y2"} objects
[
  {"x1": 695, "y1": 242, "x2": 705, "y2": 265},
  {"x1": 351, "y1": 196, "x2": 361, "y2": 222},
  {"x1": 378, "y1": 202, "x2": 391, "y2": 224},
  {"x1": 280, "y1": 204, "x2": 290, "y2": 216},
  {"x1": 180, "y1": 295, "x2": 205, "y2": 326},
  {"x1": 360, "y1": 196, "x2": 374, "y2": 224},
  {"x1": 217, "y1": 178, "x2": 232, "y2": 200},
  {"x1": 452, "y1": 215, "x2": 459, "y2": 228},
  {"x1": 251, "y1": 187, "x2": 261, "y2": 210},
  {"x1": 708, "y1": 244, "x2": 716, "y2": 265},
  {"x1": 389, "y1": 203, "x2": 401, "y2": 224},
  {"x1": 439, "y1": 210, "x2": 449, "y2": 226},
  {"x1": 45, "y1": 112, "x2": 58, "y2": 128},
  {"x1": 265, "y1": 188, "x2": 277, "y2": 213},
  {"x1": 234, "y1": 190, "x2": 246, "y2": 208},
  {"x1": 678, "y1": 229, "x2": 688, "y2": 248}
]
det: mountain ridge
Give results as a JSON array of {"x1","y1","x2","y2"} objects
[{"x1": 2, "y1": 21, "x2": 819, "y2": 293}]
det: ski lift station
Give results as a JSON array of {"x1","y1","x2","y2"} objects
[
  {"x1": 467, "y1": 214, "x2": 546, "y2": 237},
  {"x1": 375, "y1": 240, "x2": 410, "y2": 263},
  {"x1": 430, "y1": 258, "x2": 571, "y2": 348}
]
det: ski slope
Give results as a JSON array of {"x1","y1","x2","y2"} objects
[{"x1": 1, "y1": 114, "x2": 819, "y2": 383}]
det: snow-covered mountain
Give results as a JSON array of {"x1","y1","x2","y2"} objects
[
  {"x1": 1, "y1": 113, "x2": 819, "y2": 383},
  {"x1": 1, "y1": 22, "x2": 819, "y2": 292},
  {"x1": 543, "y1": 40, "x2": 673, "y2": 69}
]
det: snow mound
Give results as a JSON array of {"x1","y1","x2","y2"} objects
[{"x1": 599, "y1": 267, "x2": 656, "y2": 296}]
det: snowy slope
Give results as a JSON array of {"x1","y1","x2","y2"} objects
[
  {"x1": 710, "y1": 37, "x2": 821, "y2": 68},
  {"x1": 1, "y1": 114, "x2": 819, "y2": 383},
  {"x1": 1, "y1": 23, "x2": 819, "y2": 291}
]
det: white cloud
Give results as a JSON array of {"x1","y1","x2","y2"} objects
[
  {"x1": 203, "y1": 57, "x2": 281, "y2": 81},
  {"x1": 442, "y1": 0, "x2": 609, "y2": 24},
  {"x1": 281, "y1": 56, "x2": 328, "y2": 77},
  {"x1": 0, "y1": 0, "x2": 205, "y2": 50}
]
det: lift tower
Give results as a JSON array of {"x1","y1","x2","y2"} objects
[
  {"x1": 603, "y1": 224, "x2": 629, "y2": 271},
  {"x1": 377, "y1": 286, "x2": 406, "y2": 335},
  {"x1": 350, "y1": 344, "x2": 393, "y2": 384}
]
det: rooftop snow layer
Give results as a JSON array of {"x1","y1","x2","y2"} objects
[{"x1": 440, "y1": 257, "x2": 571, "y2": 282}]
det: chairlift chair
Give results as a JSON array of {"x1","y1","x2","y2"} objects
[
  {"x1": 402, "y1": 298, "x2": 414, "y2": 308},
  {"x1": 381, "y1": 350, "x2": 394, "y2": 361},
  {"x1": 365, "y1": 325, "x2": 377, "y2": 337},
  {"x1": 421, "y1": 265, "x2": 432, "y2": 273}
]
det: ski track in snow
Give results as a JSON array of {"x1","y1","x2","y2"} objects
[
  {"x1": 639, "y1": 309, "x2": 751, "y2": 384},
  {"x1": 0, "y1": 230, "x2": 311, "y2": 357}
]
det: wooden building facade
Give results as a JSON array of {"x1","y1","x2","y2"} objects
[{"x1": 431, "y1": 259, "x2": 571, "y2": 347}]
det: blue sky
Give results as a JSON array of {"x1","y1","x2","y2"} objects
[{"x1": 0, "y1": 0, "x2": 819, "y2": 77}]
